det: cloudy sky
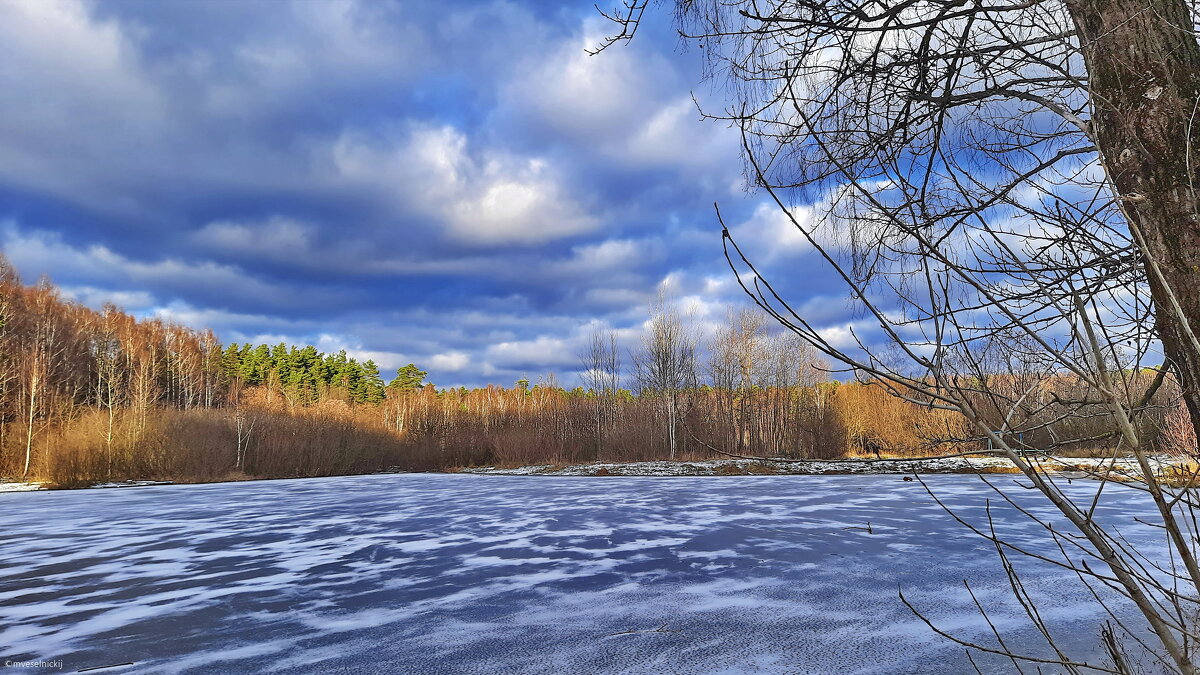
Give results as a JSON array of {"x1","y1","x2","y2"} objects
[{"x1": 0, "y1": 0, "x2": 851, "y2": 388}]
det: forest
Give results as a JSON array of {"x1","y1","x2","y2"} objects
[{"x1": 0, "y1": 257, "x2": 1182, "y2": 488}]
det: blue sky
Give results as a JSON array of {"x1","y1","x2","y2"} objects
[{"x1": 0, "y1": 0, "x2": 854, "y2": 387}]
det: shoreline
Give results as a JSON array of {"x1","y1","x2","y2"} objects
[
  {"x1": 458, "y1": 455, "x2": 1171, "y2": 478},
  {"x1": 0, "y1": 454, "x2": 1176, "y2": 492}
]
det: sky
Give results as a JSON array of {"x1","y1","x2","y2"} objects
[{"x1": 0, "y1": 0, "x2": 854, "y2": 388}]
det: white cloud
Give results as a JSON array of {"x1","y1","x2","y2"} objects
[
  {"x1": 484, "y1": 336, "x2": 575, "y2": 369},
  {"x1": 0, "y1": 0, "x2": 155, "y2": 110},
  {"x1": 0, "y1": 0, "x2": 166, "y2": 206},
  {"x1": 729, "y1": 201, "x2": 815, "y2": 262},
  {"x1": 0, "y1": 0, "x2": 436, "y2": 218},
  {"x1": 583, "y1": 287, "x2": 646, "y2": 310},
  {"x1": 192, "y1": 217, "x2": 315, "y2": 261},
  {"x1": 430, "y1": 351, "x2": 470, "y2": 372},
  {"x1": 331, "y1": 123, "x2": 597, "y2": 246},
  {"x1": 0, "y1": 221, "x2": 337, "y2": 310},
  {"x1": 150, "y1": 303, "x2": 311, "y2": 337},
  {"x1": 59, "y1": 286, "x2": 156, "y2": 312},
  {"x1": 543, "y1": 238, "x2": 662, "y2": 286},
  {"x1": 500, "y1": 24, "x2": 737, "y2": 173}
]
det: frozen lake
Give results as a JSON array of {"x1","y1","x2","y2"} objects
[{"x1": 0, "y1": 473, "x2": 1162, "y2": 673}]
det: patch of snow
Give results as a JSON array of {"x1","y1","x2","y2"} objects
[
  {"x1": 89, "y1": 480, "x2": 174, "y2": 489},
  {"x1": 460, "y1": 455, "x2": 1173, "y2": 479},
  {"x1": 0, "y1": 481, "x2": 46, "y2": 492}
]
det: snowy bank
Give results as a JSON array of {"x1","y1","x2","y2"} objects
[
  {"x1": 89, "y1": 480, "x2": 175, "y2": 489},
  {"x1": 459, "y1": 455, "x2": 1173, "y2": 478},
  {"x1": 0, "y1": 481, "x2": 48, "y2": 492},
  {"x1": 0, "y1": 479, "x2": 174, "y2": 493}
]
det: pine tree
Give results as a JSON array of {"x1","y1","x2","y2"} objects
[
  {"x1": 241, "y1": 344, "x2": 271, "y2": 385},
  {"x1": 388, "y1": 363, "x2": 427, "y2": 392},
  {"x1": 357, "y1": 360, "x2": 386, "y2": 404},
  {"x1": 220, "y1": 343, "x2": 242, "y2": 383}
]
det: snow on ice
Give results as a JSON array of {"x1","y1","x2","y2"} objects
[{"x1": 0, "y1": 473, "x2": 1166, "y2": 673}]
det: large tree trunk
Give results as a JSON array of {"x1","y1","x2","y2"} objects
[{"x1": 1067, "y1": 0, "x2": 1200, "y2": 440}]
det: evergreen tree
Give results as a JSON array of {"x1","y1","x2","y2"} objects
[
  {"x1": 283, "y1": 346, "x2": 322, "y2": 404},
  {"x1": 341, "y1": 356, "x2": 364, "y2": 401},
  {"x1": 270, "y1": 343, "x2": 290, "y2": 382},
  {"x1": 356, "y1": 360, "x2": 386, "y2": 404},
  {"x1": 221, "y1": 343, "x2": 242, "y2": 383},
  {"x1": 388, "y1": 363, "x2": 427, "y2": 392},
  {"x1": 241, "y1": 344, "x2": 271, "y2": 385}
]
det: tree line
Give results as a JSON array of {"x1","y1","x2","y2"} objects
[{"x1": 0, "y1": 257, "x2": 1181, "y2": 487}]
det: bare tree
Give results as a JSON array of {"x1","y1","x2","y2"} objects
[
  {"x1": 580, "y1": 323, "x2": 622, "y2": 460},
  {"x1": 632, "y1": 294, "x2": 698, "y2": 459},
  {"x1": 708, "y1": 307, "x2": 771, "y2": 454},
  {"x1": 595, "y1": 1, "x2": 1200, "y2": 670},
  {"x1": 21, "y1": 279, "x2": 71, "y2": 478},
  {"x1": 0, "y1": 271, "x2": 14, "y2": 462},
  {"x1": 92, "y1": 305, "x2": 124, "y2": 479},
  {"x1": 595, "y1": 0, "x2": 1200, "y2": 444},
  {"x1": 711, "y1": 156, "x2": 1200, "y2": 670},
  {"x1": 1161, "y1": 398, "x2": 1198, "y2": 459},
  {"x1": 229, "y1": 380, "x2": 256, "y2": 473}
]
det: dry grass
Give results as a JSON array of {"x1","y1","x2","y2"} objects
[
  {"x1": 974, "y1": 465, "x2": 1023, "y2": 475},
  {"x1": 1160, "y1": 461, "x2": 1200, "y2": 488},
  {"x1": 1, "y1": 392, "x2": 1174, "y2": 489},
  {"x1": 744, "y1": 462, "x2": 781, "y2": 475},
  {"x1": 16, "y1": 404, "x2": 495, "y2": 486}
]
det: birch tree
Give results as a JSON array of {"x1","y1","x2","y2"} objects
[
  {"x1": 632, "y1": 295, "x2": 697, "y2": 459},
  {"x1": 580, "y1": 324, "x2": 622, "y2": 459}
]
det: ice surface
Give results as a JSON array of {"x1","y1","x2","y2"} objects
[{"x1": 0, "y1": 473, "x2": 1167, "y2": 673}]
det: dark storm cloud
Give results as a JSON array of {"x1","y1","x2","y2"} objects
[{"x1": 0, "y1": 0, "x2": 851, "y2": 387}]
